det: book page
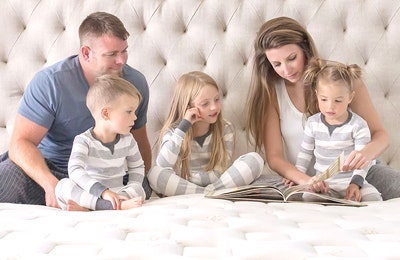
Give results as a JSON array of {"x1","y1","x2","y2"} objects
[
  {"x1": 205, "y1": 153, "x2": 366, "y2": 206},
  {"x1": 282, "y1": 153, "x2": 345, "y2": 199},
  {"x1": 291, "y1": 190, "x2": 366, "y2": 206},
  {"x1": 312, "y1": 152, "x2": 345, "y2": 183},
  {"x1": 282, "y1": 184, "x2": 310, "y2": 199},
  {"x1": 206, "y1": 185, "x2": 285, "y2": 201}
]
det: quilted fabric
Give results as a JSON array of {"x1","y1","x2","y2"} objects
[
  {"x1": 1, "y1": 195, "x2": 400, "y2": 258},
  {"x1": 0, "y1": 0, "x2": 399, "y2": 168}
]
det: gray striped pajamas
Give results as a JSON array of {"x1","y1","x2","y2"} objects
[
  {"x1": 148, "y1": 120, "x2": 264, "y2": 196},
  {"x1": 296, "y1": 112, "x2": 382, "y2": 201},
  {"x1": 55, "y1": 129, "x2": 145, "y2": 210}
]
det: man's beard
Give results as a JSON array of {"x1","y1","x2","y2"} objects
[
  {"x1": 105, "y1": 69, "x2": 122, "y2": 77},
  {"x1": 100, "y1": 67, "x2": 123, "y2": 77}
]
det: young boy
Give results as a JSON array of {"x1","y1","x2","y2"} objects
[{"x1": 55, "y1": 74, "x2": 145, "y2": 211}]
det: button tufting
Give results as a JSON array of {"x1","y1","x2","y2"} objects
[{"x1": 0, "y1": 0, "x2": 399, "y2": 169}]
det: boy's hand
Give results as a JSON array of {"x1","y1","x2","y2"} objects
[
  {"x1": 345, "y1": 183, "x2": 361, "y2": 201},
  {"x1": 101, "y1": 189, "x2": 129, "y2": 210}
]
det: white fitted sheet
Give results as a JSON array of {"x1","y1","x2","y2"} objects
[{"x1": 1, "y1": 194, "x2": 400, "y2": 259}]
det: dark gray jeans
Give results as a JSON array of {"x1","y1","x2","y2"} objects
[{"x1": 365, "y1": 164, "x2": 400, "y2": 200}]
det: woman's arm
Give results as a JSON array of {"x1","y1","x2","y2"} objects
[
  {"x1": 264, "y1": 103, "x2": 311, "y2": 185},
  {"x1": 347, "y1": 79, "x2": 389, "y2": 170}
]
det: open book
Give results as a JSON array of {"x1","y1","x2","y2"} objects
[{"x1": 206, "y1": 153, "x2": 366, "y2": 207}]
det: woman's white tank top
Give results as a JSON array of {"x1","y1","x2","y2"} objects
[{"x1": 275, "y1": 79, "x2": 306, "y2": 165}]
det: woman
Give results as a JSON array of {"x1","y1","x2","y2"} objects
[{"x1": 246, "y1": 16, "x2": 400, "y2": 200}]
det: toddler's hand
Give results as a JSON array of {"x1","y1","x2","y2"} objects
[
  {"x1": 101, "y1": 189, "x2": 129, "y2": 210},
  {"x1": 345, "y1": 183, "x2": 361, "y2": 201},
  {"x1": 308, "y1": 176, "x2": 329, "y2": 193}
]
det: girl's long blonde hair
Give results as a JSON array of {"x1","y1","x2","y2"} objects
[
  {"x1": 246, "y1": 17, "x2": 319, "y2": 151},
  {"x1": 303, "y1": 58, "x2": 362, "y2": 114},
  {"x1": 159, "y1": 71, "x2": 230, "y2": 180}
]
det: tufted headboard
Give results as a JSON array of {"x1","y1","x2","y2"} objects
[{"x1": 1, "y1": 0, "x2": 399, "y2": 169}]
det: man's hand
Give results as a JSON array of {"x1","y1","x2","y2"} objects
[
  {"x1": 44, "y1": 177, "x2": 61, "y2": 208},
  {"x1": 45, "y1": 192, "x2": 60, "y2": 208}
]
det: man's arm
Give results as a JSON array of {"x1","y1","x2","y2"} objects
[
  {"x1": 8, "y1": 114, "x2": 59, "y2": 208},
  {"x1": 131, "y1": 125, "x2": 152, "y2": 174}
]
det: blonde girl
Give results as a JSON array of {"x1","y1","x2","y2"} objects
[
  {"x1": 148, "y1": 71, "x2": 264, "y2": 196},
  {"x1": 296, "y1": 58, "x2": 382, "y2": 202}
]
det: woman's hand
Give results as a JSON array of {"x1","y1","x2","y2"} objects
[
  {"x1": 282, "y1": 178, "x2": 295, "y2": 187},
  {"x1": 342, "y1": 150, "x2": 371, "y2": 172}
]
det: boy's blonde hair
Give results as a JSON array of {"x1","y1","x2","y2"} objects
[
  {"x1": 86, "y1": 74, "x2": 142, "y2": 115},
  {"x1": 160, "y1": 71, "x2": 230, "y2": 180},
  {"x1": 303, "y1": 58, "x2": 362, "y2": 115}
]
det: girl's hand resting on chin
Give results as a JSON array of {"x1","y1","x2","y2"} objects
[{"x1": 184, "y1": 106, "x2": 203, "y2": 124}]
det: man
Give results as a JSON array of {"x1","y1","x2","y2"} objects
[{"x1": 0, "y1": 12, "x2": 152, "y2": 208}]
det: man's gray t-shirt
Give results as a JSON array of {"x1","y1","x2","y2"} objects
[{"x1": 18, "y1": 55, "x2": 149, "y2": 169}]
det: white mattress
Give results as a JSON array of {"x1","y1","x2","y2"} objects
[{"x1": 1, "y1": 194, "x2": 400, "y2": 259}]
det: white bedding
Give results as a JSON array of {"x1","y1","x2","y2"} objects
[{"x1": 1, "y1": 194, "x2": 400, "y2": 259}]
